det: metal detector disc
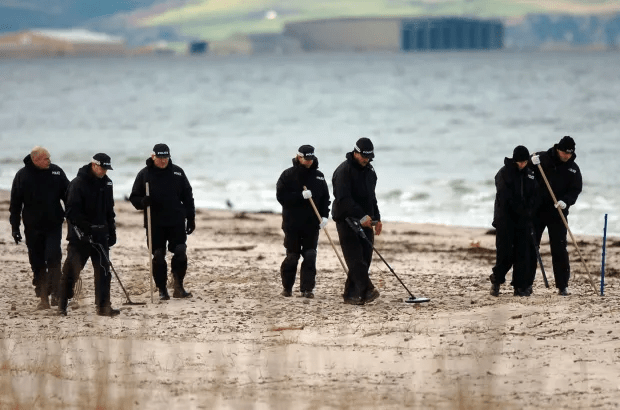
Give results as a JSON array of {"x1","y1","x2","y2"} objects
[{"x1": 404, "y1": 297, "x2": 430, "y2": 304}]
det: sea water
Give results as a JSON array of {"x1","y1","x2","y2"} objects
[{"x1": 1, "y1": 51, "x2": 618, "y2": 235}]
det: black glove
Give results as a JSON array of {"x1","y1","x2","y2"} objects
[
  {"x1": 108, "y1": 231, "x2": 117, "y2": 247},
  {"x1": 186, "y1": 218, "x2": 196, "y2": 235},
  {"x1": 12, "y1": 229, "x2": 22, "y2": 245},
  {"x1": 141, "y1": 196, "x2": 152, "y2": 208}
]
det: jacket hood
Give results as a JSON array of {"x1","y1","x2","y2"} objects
[
  {"x1": 23, "y1": 154, "x2": 48, "y2": 171},
  {"x1": 346, "y1": 151, "x2": 372, "y2": 169},
  {"x1": 292, "y1": 157, "x2": 319, "y2": 170}
]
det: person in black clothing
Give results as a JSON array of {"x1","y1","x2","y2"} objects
[
  {"x1": 129, "y1": 143, "x2": 195, "y2": 300},
  {"x1": 58, "y1": 153, "x2": 119, "y2": 316},
  {"x1": 332, "y1": 138, "x2": 382, "y2": 305},
  {"x1": 276, "y1": 145, "x2": 331, "y2": 299},
  {"x1": 10, "y1": 146, "x2": 70, "y2": 310},
  {"x1": 531, "y1": 136, "x2": 582, "y2": 296},
  {"x1": 489, "y1": 146, "x2": 540, "y2": 297}
]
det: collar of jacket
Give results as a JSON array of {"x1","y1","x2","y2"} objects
[
  {"x1": 292, "y1": 157, "x2": 319, "y2": 170},
  {"x1": 146, "y1": 157, "x2": 174, "y2": 170}
]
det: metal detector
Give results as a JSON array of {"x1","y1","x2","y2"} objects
[
  {"x1": 74, "y1": 226, "x2": 147, "y2": 306},
  {"x1": 345, "y1": 218, "x2": 430, "y2": 304}
]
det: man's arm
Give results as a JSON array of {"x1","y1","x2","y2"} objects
[
  {"x1": 9, "y1": 171, "x2": 23, "y2": 230},
  {"x1": 276, "y1": 170, "x2": 304, "y2": 207},
  {"x1": 129, "y1": 170, "x2": 148, "y2": 210}
]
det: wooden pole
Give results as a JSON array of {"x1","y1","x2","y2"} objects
[
  {"x1": 536, "y1": 164, "x2": 599, "y2": 295},
  {"x1": 146, "y1": 183, "x2": 154, "y2": 303},
  {"x1": 303, "y1": 186, "x2": 348, "y2": 275}
]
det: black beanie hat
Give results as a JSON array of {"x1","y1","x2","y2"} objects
[
  {"x1": 557, "y1": 136, "x2": 575, "y2": 153},
  {"x1": 512, "y1": 145, "x2": 530, "y2": 162}
]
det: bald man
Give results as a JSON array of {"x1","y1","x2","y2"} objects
[{"x1": 10, "y1": 146, "x2": 70, "y2": 310}]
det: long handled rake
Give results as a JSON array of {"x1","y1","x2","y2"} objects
[
  {"x1": 536, "y1": 164, "x2": 599, "y2": 295},
  {"x1": 303, "y1": 186, "x2": 348, "y2": 276}
]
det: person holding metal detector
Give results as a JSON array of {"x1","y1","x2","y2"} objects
[
  {"x1": 531, "y1": 136, "x2": 583, "y2": 296},
  {"x1": 10, "y1": 146, "x2": 70, "y2": 310},
  {"x1": 130, "y1": 143, "x2": 195, "y2": 300},
  {"x1": 276, "y1": 145, "x2": 331, "y2": 298},
  {"x1": 57, "y1": 153, "x2": 120, "y2": 317},
  {"x1": 331, "y1": 138, "x2": 383, "y2": 305},
  {"x1": 489, "y1": 146, "x2": 541, "y2": 297}
]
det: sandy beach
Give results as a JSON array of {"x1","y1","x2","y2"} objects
[{"x1": 1, "y1": 189, "x2": 619, "y2": 409}]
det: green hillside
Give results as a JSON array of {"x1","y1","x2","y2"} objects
[{"x1": 136, "y1": 0, "x2": 620, "y2": 41}]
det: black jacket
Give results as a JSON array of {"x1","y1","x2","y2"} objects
[
  {"x1": 65, "y1": 164, "x2": 115, "y2": 243},
  {"x1": 9, "y1": 155, "x2": 70, "y2": 231},
  {"x1": 331, "y1": 152, "x2": 380, "y2": 223},
  {"x1": 493, "y1": 158, "x2": 540, "y2": 228},
  {"x1": 532, "y1": 146, "x2": 582, "y2": 213},
  {"x1": 129, "y1": 158, "x2": 195, "y2": 227},
  {"x1": 276, "y1": 157, "x2": 330, "y2": 230}
]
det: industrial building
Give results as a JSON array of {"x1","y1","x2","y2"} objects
[{"x1": 284, "y1": 17, "x2": 503, "y2": 52}]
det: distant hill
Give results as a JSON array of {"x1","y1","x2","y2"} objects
[
  {"x1": 3, "y1": 0, "x2": 620, "y2": 47},
  {"x1": 136, "y1": 0, "x2": 620, "y2": 41}
]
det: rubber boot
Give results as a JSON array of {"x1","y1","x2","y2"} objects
[{"x1": 172, "y1": 274, "x2": 192, "y2": 298}]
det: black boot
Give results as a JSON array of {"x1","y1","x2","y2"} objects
[
  {"x1": 159, "y1": 287, "x2": 170, "y2": 300},
  {"x1": 172, "y1": 275, "x2": 192, "y2": 298},
  {"x1": 58, "y1": 298, "x2": 68, "y2": 316}
]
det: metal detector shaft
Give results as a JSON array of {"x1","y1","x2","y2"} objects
[
  {"x1": 303, "y1": 186, "x2": 348, "y2": 275},
  {"x1": 536, "y1": 164, "x2": 599, "y2": 295},
  {"x1": 345, "y1": 217, "x2": 418, "y2": 300},
  {"x1": 93, "y1": 242, "x2": 145, "y2": 305},
  {"x1": 529, "y1": 224, "x2": 549, "y2": 288}
]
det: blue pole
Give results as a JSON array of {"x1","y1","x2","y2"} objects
[{"x1": 601, "y1": 214, "x2": 608, "y2": 296}]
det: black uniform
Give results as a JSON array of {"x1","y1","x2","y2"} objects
[
  {"x1": 9, "y1": 154, "x2": 69, "y2": 300},
  {"x1": 490, "y1": 158, "x2": 540, "y2": 292},
  {"x1": 532, "y1": 146, "x2": 582, "y2": 290},
  {"x1": 59, "y1": 164, "x2": 116, "y2": 314},
  {"x1": 332, "y1": 151, "x2": 380, "y2": 302},
  {"x1": 129, "y1": 157, "x2": 195, "y2": 297},
  {"x1": 276, "y1": 157, "x2": 330, "y2": 294}
]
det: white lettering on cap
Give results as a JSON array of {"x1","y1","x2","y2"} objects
[
  {"x1": 354, "y1": 144, "x2": 373, "y2": 156},
  {"x1": 297, "y1": 151, "x2": 314, "y2": 158}
]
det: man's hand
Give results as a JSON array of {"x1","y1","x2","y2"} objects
[
  {"x1": 141, "y1": 196, "x2": 152, "y2": 208},
  {"x1": 360, "y1": 215, "x2": 372, "y2": 228},
  {"x1": 108, "y1": 231, "x2": 117, "y2": 247},
  {"x1": 531, "y1": 154, "x2": 541, "y2": 165},
  {"x1": 554, "y1": 200, "x2": 567, "y2": 210},
  {"x1": 319, "y1": 217, "x2": 328, "y2": 229},
  {"x1": 186, "y1": 218, "x2": 196, "y2": 235},
  {"x1": 12, "y1": 229, "x2": 22, "y2": 245},
  {"x1": 374, "y1": 221, "x2": 383, "y2": 236},
  {"x1": 302, "y1": 190, "x2": 312, "y2": 199}
]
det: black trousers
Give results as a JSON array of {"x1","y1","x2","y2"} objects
[
  {"x1": 24, "y1": 225, "x2": 62, "y2": 298},
  {"x1": 492, "y1": 221, "x2": 536, "y2": 290},
  {"x1": 59, "y1": 240, "x2": 111, "y2": 309},
  {"x1": 536, "y1": 207, "x2": 570, "y2": 289},
  {"x1": 148, "y1": 224, "x2": 187, "y2": 290},
  {"x1": 280, "y1": 226, "x2": 319, "y2": 292},
  {"x1": 336, "y1": 221, "x2": 375, "y2": 299}
]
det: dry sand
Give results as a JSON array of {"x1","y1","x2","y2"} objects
[{"x1": 1, "y1": 189, "x2": 619, "y2": 409}]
